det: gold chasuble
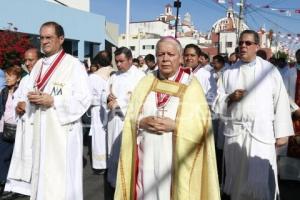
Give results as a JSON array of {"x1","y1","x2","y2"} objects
[{"x1": 114, "y1": 74, "x2": 220, "y2": 200}]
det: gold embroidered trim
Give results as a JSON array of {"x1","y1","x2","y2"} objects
[
  {"x1": 120, "y1": 155, "x2": 127, "y2": 199},
  {"x1": 92, "y1": 154, "x2": 106, "y2": 161},
  {"x1": 170, "y1": 82, "x2": 187, "y2": 199},
  {"x1": 151, "y1": 78, "x2": 187, "y2": 97}
]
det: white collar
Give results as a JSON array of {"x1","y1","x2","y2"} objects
[
  {"x1": 240, "y1": 57, "x2": 257, "y2": 67},
  {"x1": 42, "y1": 50, "x2": 63, "y2": 65},
  {"x1": 157, "y1": 68, "x2": 180, "y2": 80}
]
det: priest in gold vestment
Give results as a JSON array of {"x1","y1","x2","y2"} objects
[{"x1": 114, "y1": 37, "x2": 220, "y2": 200}]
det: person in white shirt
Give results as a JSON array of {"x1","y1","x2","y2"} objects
[
  {"x1": 137, "y1": 55, "x2": 148, "y2": 71},
  {"x1": 5, "y1": 48, "x2": 41, "y2": 197},
  {"x1": 88, "y1": 50, "x2": 114, "y2": 173},
  {"x1": 211, "y1": 54, "x2": 227, "y2": 82},
  {"x1": 213, "y1": 30, "x2": 293, "y2": 200},
  {"x1": 183, "y1": 43, "x2": 217, "y2": 106},
  {"x1": 10, "y1": 21, "x2": 91, "y2": 200},
  {"x1": 144, "y1": 53, "x2": 157, "y2": 74},
  {"x1": 199, "y1": 51, "x2": 214, "y2": 72},
  {"x1": 106, "y1": 47, "x2": 145, "y2": 188}
]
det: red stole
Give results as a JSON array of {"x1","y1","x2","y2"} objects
[
  {"x1": 35, "y1": 50, "x2": 65, "y2": 91},
  {"x1": 288, "y1": 69, "x2": 300, "y2": 158}
]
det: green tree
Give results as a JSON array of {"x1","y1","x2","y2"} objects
[{"x1": 276, "y1": 50, "x2": 288, "y2": 60}]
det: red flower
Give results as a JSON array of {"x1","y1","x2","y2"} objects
[{"x1": 0, "y1": 30, "x2": 32, "y2": 69}]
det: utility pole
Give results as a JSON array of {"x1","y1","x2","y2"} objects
[
  {"x1": 126, "y1": 0, "x2": 130, "y2": 48},
  {"x1": 174, "y1": 0, "x2": 181, "y2": 38},
  {"x1": 237, "y1": 0, "x2": 244, "y2": 42}
]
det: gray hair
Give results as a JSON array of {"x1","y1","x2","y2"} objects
[{"x1": 156, "y1": 36, "x2": 182, "y2": 55}]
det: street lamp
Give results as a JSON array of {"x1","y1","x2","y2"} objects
[{"x1": 174, "y1": 0, "x2": 181, "y2": 38}]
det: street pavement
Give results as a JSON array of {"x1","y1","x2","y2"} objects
[
  {"x1": 16, "y1": 141, "x2": 111, "y2": 200},
  {"x1": 11, "y1": 144, "x2": 300, "y2": 200}
]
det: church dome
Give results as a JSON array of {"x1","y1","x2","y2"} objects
[
  {"x1": 182, "y1": 12, "x2": 192, "y2": 26},
  {"x1": 210, "y1": 8, "x2": 248, "y2": 33}
]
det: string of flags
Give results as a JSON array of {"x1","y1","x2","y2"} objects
[
  {"x1": 212, "y1": 0, "x2": 300, "y2": 54},
  {"x1": 214, "y1": 0, "x2": 300, "y2": 16},
  {"x1": 261, "y1": 5, "x2": 300, "y2": 16},
  {"x1": 260, "y1": 5, "x2": 300, "y2": 17},
  {"x1": 273, "y1": 32, "x2": 300, "y2": 47},
  {"x1": 275, "y1": 32, "x2": 300, "y2": 54}
]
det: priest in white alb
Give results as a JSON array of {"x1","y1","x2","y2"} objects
[
  {"x1": 88, "y1": 50, "x2": 114, "y2": 171},
  {"x1": 114, "y1": 37, "x2": 220, "y2": 200},
  {"x1": 9, "y1": 22, "x2": 91, "y2": 200},
  {"x1": 5, "y1": 48, "x2": 41, "y2": 196},
  {"x1": 106, "y1": 47, "x2": 145, "y2": 188},
  {"x1": 183, "y1": 43, "x2": 217, "y2": 106},
  {"x1": 213, "y1": 30, "x2": 293, "y2": 200}
]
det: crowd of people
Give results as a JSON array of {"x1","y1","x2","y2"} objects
[{"x1": 0, "y1": 21, "x2": 298, "y2": 200}]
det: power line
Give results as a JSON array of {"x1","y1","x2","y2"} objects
[
  {"x1": 207, "y1": 0, "x2": 227, "y2": 10},
  {"x1": 191, "y1": 0, "x2": 225, "y2": 13},
  {"x1": 247, "y1": 6, "x2": 296, "y2": 34},
  {"x1": 245, "y1": 10, "x2": 260, "y2": 30},
  {"x1": 266, "y1": 0, "x2": 286, "y2": 7}
]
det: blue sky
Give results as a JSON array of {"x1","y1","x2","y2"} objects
[{"x1": 91, "y1": 0, "x2": 300, "y2": 35}]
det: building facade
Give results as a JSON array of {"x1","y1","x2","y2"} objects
[
  {"x1": 118, "y1": 2, "x2": 277, "y2": 59},
  {"x1": 118, "y1": 3, "x2": 206, "y2": 58},
  {"x1": 1, "y1": 0, "x2": 118, "y2": 61}
]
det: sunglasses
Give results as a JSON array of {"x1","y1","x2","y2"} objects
[{"x1": 238, "y1": 41, "x2": 257, "y2": 46}]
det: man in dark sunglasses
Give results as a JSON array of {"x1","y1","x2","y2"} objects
[
  {"x1": 213, "y1": 29, "x2": 293, "y2": 200},
  {"x1": 238, "y1": 32, "x2": 259, "y2": 63}
]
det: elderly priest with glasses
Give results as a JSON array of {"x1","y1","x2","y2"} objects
[{"x1": 114, "y1": 36, "x2": 220, "y2": 200}]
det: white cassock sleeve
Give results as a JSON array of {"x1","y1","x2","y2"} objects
[
  {"x1": 195, "y1": 69, "x2": 217, "y2": 106},
  {"x1": 13, "y1": 75, "x2": 31, "y2": 120},
  {"x1": 89, "y1": 74, "x2": 102, "y2": 106},
  {"x1": 53, "y1": 61, "x2": 91, "y2": 125},
  {"x1": 117, "y1": 71, "x2": 145, "y2": 115},
  {"x1": 207, "y1": 72, "x2": 218, "y2": 105},
  {"x1": 212, "y1": 72, "x2": 230, "y2": 116},
  {"x1": 13, "y1": 76, "x2": 29, "y2": 106},
  {"x1": 89, "y1": 74, "x2": 109, "y2": 115},
  {"x1": 103, "y1": 75, "x2": 113, "y2": 111},
  {"x1": 272, "y1": 69, "x2": 294, "y2": 138}
]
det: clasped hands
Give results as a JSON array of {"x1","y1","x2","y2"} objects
[
  {"x1": 139, "y1": 116, "x2": 176, "y2": 134},
  {"x1": 15, "y1": 92, "x2": 53, "y2": 115},
  {"x1": 27, "y1": 91, "x2": 54, "y2": 108},
  {"x1": 107, "y1": 93, "x2": 119, "y2": 110},
  {"x1": 228, "y1": 89, "x2": 246, "y2": 106},
  {"x1": 16, "y1": 101, "x2": 26, "y2": 115}
]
